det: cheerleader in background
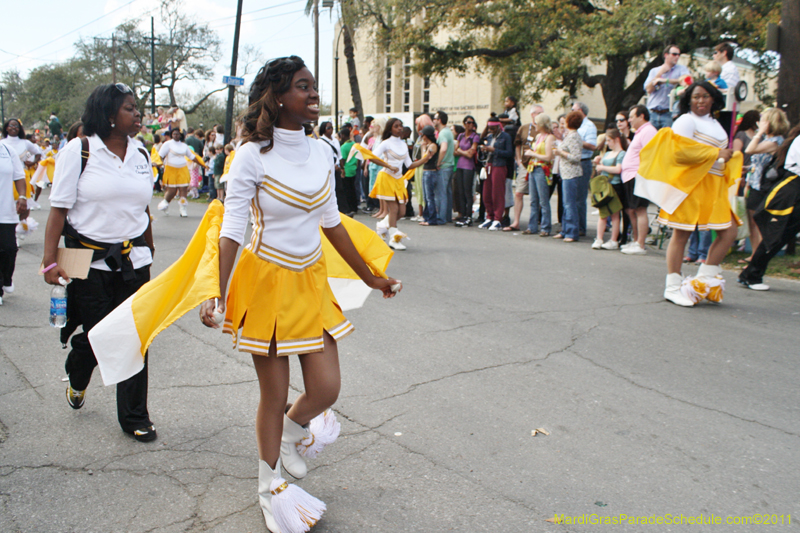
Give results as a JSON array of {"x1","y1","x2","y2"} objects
[
  {"x1": 198, "y1": 56, "x2": 400, "y2": 533},
  {"x1": 361, "y1": 118, "x2": 386, "y2": 218},
  {"x1": 31, "y1": 139, "x2": 57, "y2": 204},
  {"x1": 1, "y1": 119, "x2": 42, "y2": 204},
  {"x1": 157, "y1": 129, "x2": 197, "y2": 217},
  {"x1": 369, "y1": 118, "x2": 427, "y2": 249}
]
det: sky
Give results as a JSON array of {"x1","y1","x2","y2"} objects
[{"x1": 0, "y1": 0, "x2": 339, "y2": 105}]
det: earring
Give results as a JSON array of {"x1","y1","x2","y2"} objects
[
  {"x1": 278, "y1": 103, "x2": 283, "y2": 107},
  {"x1": 111, "y1": 123, "x2": 116, "y2": 128}
]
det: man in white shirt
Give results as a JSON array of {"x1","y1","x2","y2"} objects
[{"x1": 713, "y1": 43, "x2": 740, "y2": 89}]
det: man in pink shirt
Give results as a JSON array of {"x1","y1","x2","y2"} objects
[{"x1": 621, "y1": 105, "x2": 658, "y2": 255}]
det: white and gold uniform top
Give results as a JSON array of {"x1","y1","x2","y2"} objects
[
  {"x1": 372, "y1": 136, "x2": 412, "y2": 179},
  {"x1": 220, "y1": 128, "x2": 341, "y2": 271},
  {"x1": 671, "y1": 112, "x2": 728, "y2": 176},
  {"x1": 0, "y1": 135, "x2": 42, "y2": 161},
  {"x1": 158, "y1": 139, "x2": 190, "y2": 168}
]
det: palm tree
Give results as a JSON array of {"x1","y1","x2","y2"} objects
[{"x1": 305, "y1": 0, "x2": 364, "y2": 124}]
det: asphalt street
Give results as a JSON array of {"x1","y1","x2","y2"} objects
[{"x1": 1, "y1": 191, "x2": 798, "y2": 533}]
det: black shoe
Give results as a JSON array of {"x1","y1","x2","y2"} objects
[
  {"x1": 128, "y1": 425, "x2": 158, "y2": 442},
  {"x1": 66, "y1": 386, "x2": 85, "y2": 410}
]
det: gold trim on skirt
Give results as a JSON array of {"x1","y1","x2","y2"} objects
[{"x1": 222, "y1": 247, "x2": 353, "y2": 356}]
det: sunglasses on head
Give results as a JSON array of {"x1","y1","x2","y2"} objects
[{"x1": 114, "y1": 83, "x2": 133, "y2": 94}]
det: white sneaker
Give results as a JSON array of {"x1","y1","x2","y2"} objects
[
  {"x1": 2, "y1": 283, "x2": 14, "y2": 294},
  {"x1": 591, "y1": 238, "x2": 603, "y2": 250},
  {"x1": 0, "y1": 296, "x2": 3, "y2": 306},
  {"x1": 738, "y1": 279, "x2": 769, "y2": 291},
  {"x1": 157, "y1": 199, "x2": 169, "y2": 213},
  {"x1": 478, "y1": 219, "x2": 493, "y2": 229},
  {"x1": 620, "y1": 242, "x2": 634, "y2": 250},
  {"x1": 621, "y1": 242, "x2": 646, "y2": 255},
  {"x1": 601, "y1": 240, "x2": 619, "y2": 250},
  {"x1": 488, "y1": 221, "x2": 502, "y2": 231},
  {"x1": 179, "y1": 202, "x2": 188, "y2": 218}
]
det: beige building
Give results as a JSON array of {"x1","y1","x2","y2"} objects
[{"x1": 332, "y1": 26, "x2": 774, "y2": 128}]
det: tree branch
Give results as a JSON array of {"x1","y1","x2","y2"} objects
[{"x1": 183, "y1": 86, "x2": 227, "y2": 114}]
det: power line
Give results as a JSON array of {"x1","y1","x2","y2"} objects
[
  {"x1": 0, "y1": 0, "x2": 139, "y2": 68},
  {"x1": 207, "y1": 0, "x2": 304, "y2": 23},
  {"x1": 209, "y1": 8, "x2": 307, "y2": 28}
]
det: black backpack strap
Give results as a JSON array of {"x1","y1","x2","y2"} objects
[
  {"x1": 80, "y1": 137, "x2": 90, "y2": 175},
  {"x1": 138, "y1": 147, "x2": 149, "y2": 162}
]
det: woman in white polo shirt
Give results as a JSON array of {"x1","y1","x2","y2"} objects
[
  {"x1": 0, "y1": 141, "x2": 29, "y2": 305},
  {"x1": 42, "y1": 83, "x2": 157, "y2": 442}
]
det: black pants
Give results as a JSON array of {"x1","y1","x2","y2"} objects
[
  {"x1": 343, "y1": 175, "x2": 358, "y2": 215},
  {"x1": 404, "y1": 182, "x2": 415, "y2": 218},
  {"x1": 335, "y1": 171, "x2": 349, "y2": 214},
  {"x1": 453, "y1": 168, "x2": 475, "y2": 218},
  {"x1": 0, "y1": 223, "x2": 17, "y2": 296},
  {"x1": 65, "y1": 265, "x2": 152, "y2": 432},
  {"x1": 739, "y1": 175, "x2": 800, "y2": 285}
]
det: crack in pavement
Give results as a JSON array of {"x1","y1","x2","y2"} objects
[
  {"x1": 0, "y1": 342, "x2": 43, "y2": 399},
  {"x1": 569, "y1": 346, "x2": 800, "y2": 438},
  {"x1": 153, "y1": 379, "x2": 257, "y2": 391},
  {"x1": 369, "y1": 320, "x2": 600, "y2": 404},
  {"x1": 172, "y1": 323, "x2": 253, "y2": 370}
]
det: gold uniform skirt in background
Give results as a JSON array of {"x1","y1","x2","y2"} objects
[
  {"x1": 162, "y1": 165, "x2": 191, "y2": 187},
  {"x1": 370, "y1": 170, "x2": 408, "y2": 204},
  {"x1": 222, "y1": 247, "x2": 354, "y2": 356}
]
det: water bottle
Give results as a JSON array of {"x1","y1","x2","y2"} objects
[{"x1": 50, "y1": 278, "x2": 68, "y2": 328}]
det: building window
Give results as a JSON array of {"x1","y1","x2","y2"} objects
[
  {"x1": 402, "y1": 55, "x2": 411, "y2": 113},
  {"x1": 385, "y1": 62, "x2": 392, "y2": 112},
  {"x1": 422, "y1": 75, "x2": 430, "y2": 114}
]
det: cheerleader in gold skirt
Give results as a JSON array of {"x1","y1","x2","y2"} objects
[
  {"x1": 157, "y1": 129, "x2": 197, "y2": 217},
  {"x1": 199, "y1": 56, "x2": 400, "y2": 533},
  {"x1": 368, "y1": 118, "x2": 426, "y2": 249},
  {"x1": 635, "y1": 81, "x2": 742, "y2": 307}
]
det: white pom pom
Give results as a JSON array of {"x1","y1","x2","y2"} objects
[
  {"x1": 270, "y1": 477, "x2": 326, "y2": 533},
  {"x1": 296, "y1": 409, "x2": 341, "y2": 459}
]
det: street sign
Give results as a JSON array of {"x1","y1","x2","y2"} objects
[{"x1": 223, "y1": 76, "x2": 245, "y2": 86}]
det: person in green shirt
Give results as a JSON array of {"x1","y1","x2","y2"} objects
[
  {"x1": 339, "y1": 126, "x2": 359, "y2": 214},
  {"x1": 433, "y1": 110, "x2": 455, "y2": 222},
  {"x1": 48, "y1": 113, "x2": 63, "y2": 140}
]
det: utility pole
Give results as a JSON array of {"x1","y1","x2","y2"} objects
[
  {"x1": 0, "y1": 87, "x2": 5, "y2": 126},
  {"x1": 111, "y1": 34, "x2": 117, "y2": 83},
  {"x1": 151, "y1": 17, "x2": 156, "y2": 114},
  {"x1": 314, "y1": 0, "x2": 319, "y2": 90},
  {"x1": 224, "y1": 0, "x2": 244, "y2": 145}
]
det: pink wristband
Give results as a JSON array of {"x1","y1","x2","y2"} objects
[{"x1": 41, "y1": 263, "x2": 58, "y2": 273}]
